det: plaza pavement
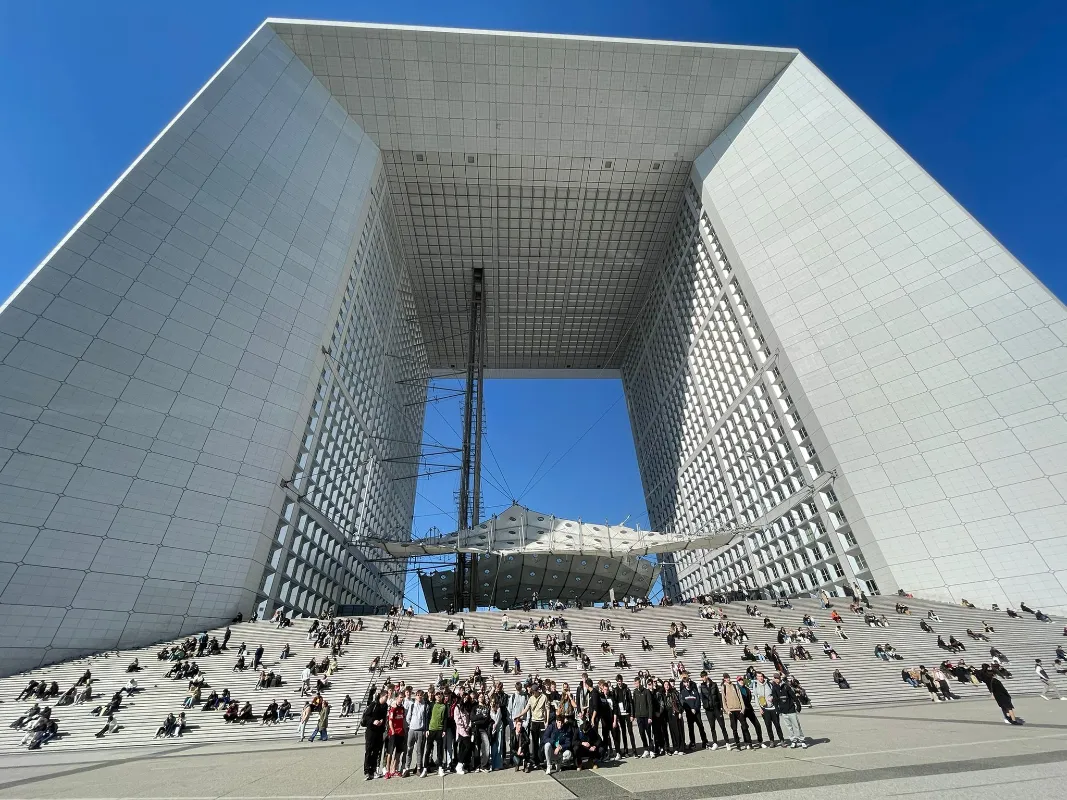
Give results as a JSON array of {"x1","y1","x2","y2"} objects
[{"x1": 0, "y1": 696, "x2": 1064, "y2": 800}]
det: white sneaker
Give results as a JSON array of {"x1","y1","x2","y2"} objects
[
  {"x1": 545, "y1": 767, "x2": 552, "y2": 775},
  {"x1": 438, "y1": 767, "x2": 446, "y2": 776},
  {"x1": 419, "y1": 769, "x2": 427, "y2": 778},
  {"x1": 800, "y1": 742, "x2": 808, "y2": 749},
  {"x1": 710, "y1": 743, "x2": 718, "y2": 750},
  {"x1": 456, "y1": 764, "x2": 465, "y2": 775}
]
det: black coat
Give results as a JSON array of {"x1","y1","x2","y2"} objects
[
  {"x1": 699, "y1": 680, "x2": 723, "y2": 714},
  {"x1": 510, "y1": 726, "x2": 532, "y2": 756},
  {"x1": 361, "y1": 700, "x2": 388, "y2": 742},
  {"x1": 990, "y1": 676, "x2": 1012, "y2": 708},
  {"x1": 632, "y1": 686, "x2": 653, "y2": 718},
  {"x1": 771, "y1": 681, "x2": 801, "y2": 714},
  {"x1": 610, "y1": 685, "x2": 633, "y2": 717}
]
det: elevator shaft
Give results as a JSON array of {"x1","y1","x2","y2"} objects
[{"x1": 454, "y1": 266, "x2": 486, "y2": 612}]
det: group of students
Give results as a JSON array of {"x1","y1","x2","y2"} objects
[{"x1": 355, "y1": 667, "x2": 814, "y2": 781}]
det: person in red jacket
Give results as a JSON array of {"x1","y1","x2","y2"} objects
[{"x1": 385, "y1": 697, "x2": 407, "y2": 778}]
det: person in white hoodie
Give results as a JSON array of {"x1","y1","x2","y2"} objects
[
  {"x1": 751, "y1": 673, "x2": 783, "y2": 747},
  {"x1": 405, "y1": 689, "x2": 430, "y2": 776}
]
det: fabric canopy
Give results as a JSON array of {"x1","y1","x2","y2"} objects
[{"x1": 370, "y1": 503, "x2": 739, "y2": 559}]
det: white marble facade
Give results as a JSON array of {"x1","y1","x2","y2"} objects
[
  {"x1": 651, "y1": 55, "x2": 1067, "y2": 614},
  {"x1": 0, "y1": 26, "x2": 419, "y2": 675},
  {"x1": 3, "y1": 23, "x2": 1067, "y2": 676}
]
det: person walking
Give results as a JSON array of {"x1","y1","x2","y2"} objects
[
  {"x1": 297, "y1": 702, "x2": 313, "y2": 741},
  {"x1": 1035, "y1": 659, "x2": 1065, "y2": 700},
  {"x1": 308, "y1": 701, "x2": 330, "y2": 742}
]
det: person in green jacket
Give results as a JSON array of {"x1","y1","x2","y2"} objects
[
  {"x1": 309, "y1": 701, "x2": 330, "y2": 742},
  {"x1": 427, "y1": 692, "x2": 448, "y2": 775}
]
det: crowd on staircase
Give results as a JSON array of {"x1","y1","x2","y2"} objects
[{"x1": 5, "y1": 591, "x2": 1066, "y2": 755}]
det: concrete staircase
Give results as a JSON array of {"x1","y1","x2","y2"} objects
[
  {"x1": 0, "y1": 613, "x2": 397, "y2": 753},
  {"x1": 391, "y1": 597, "x2": 1064, "y2": 709},
  {"x1": 1, "y1": 595, "x2": 1063, "y2": 753}
]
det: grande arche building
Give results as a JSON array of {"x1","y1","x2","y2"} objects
[{"x1": 2, "y1": 19, "x2": 1066, "y2": 675}]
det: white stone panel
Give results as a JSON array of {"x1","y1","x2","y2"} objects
[{"x1": 695, "y1": 54, "x2": 1067, "y2": 613}]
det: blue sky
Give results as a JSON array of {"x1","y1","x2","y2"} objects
[{"x1": 2, "y1": 1, "x2": 1065, "y2": 608}]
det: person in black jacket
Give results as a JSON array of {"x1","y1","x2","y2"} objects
[
  {"x1": 738, "y1": 680, "x2": 764, "y2": 747},
  {"x1": 511, "y1": 718, "x2": 534, "y2": 772},
  {"x1": 361, "y1": 691, "x2": 388, "y2": 779},
  {"x1": 589, "y1": 681, "x2": 615, "y2": 758},
  {"x1": 650, "y1": 679, "x2": 670, "y2": 756},
  {"x1": 678, "y1": 674, "x2": 707, "y2": 750},
  {"x1": 610, "y1": 675, "x2": 636, "y2": 757},
  {"x1": 632, "y1": 677, "x2": 655, "y2": 757},
  {"x1": 771, "y1": 673, "x2": 806, "y2": 747},
  {"x1": 663, "y1": 679, "x2": 685, "y2": 754},
  {"x1": 699, "y1": 671, "x2": 729, "y2": 748}
]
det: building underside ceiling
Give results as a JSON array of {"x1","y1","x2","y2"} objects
[
  {"x1": 270, "y1": 20, "x2": 796, "y2": 371},
  {"x1": 420, "y1": 554, "x2": 658, "y2": 613}
]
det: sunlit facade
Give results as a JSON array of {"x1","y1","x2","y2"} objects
[{"x1": 2, "y1": 20, "x2": 1066, "y2": 676}]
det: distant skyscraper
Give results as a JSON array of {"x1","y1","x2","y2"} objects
[{"x1": 1, "y1": 20, "x2": 1065, "y2": 675}]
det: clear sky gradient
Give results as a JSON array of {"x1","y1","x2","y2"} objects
[{"x1": 2, "y1": 1, "x2": 1064, "y2": 609}]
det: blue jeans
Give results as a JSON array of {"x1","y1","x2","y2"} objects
[
  {"x1": 309, "y1": 727, "x2": 328, "y2": 742},
  {"x1": 492, "y1": 726, "x2": 506, "y2": 770}
]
